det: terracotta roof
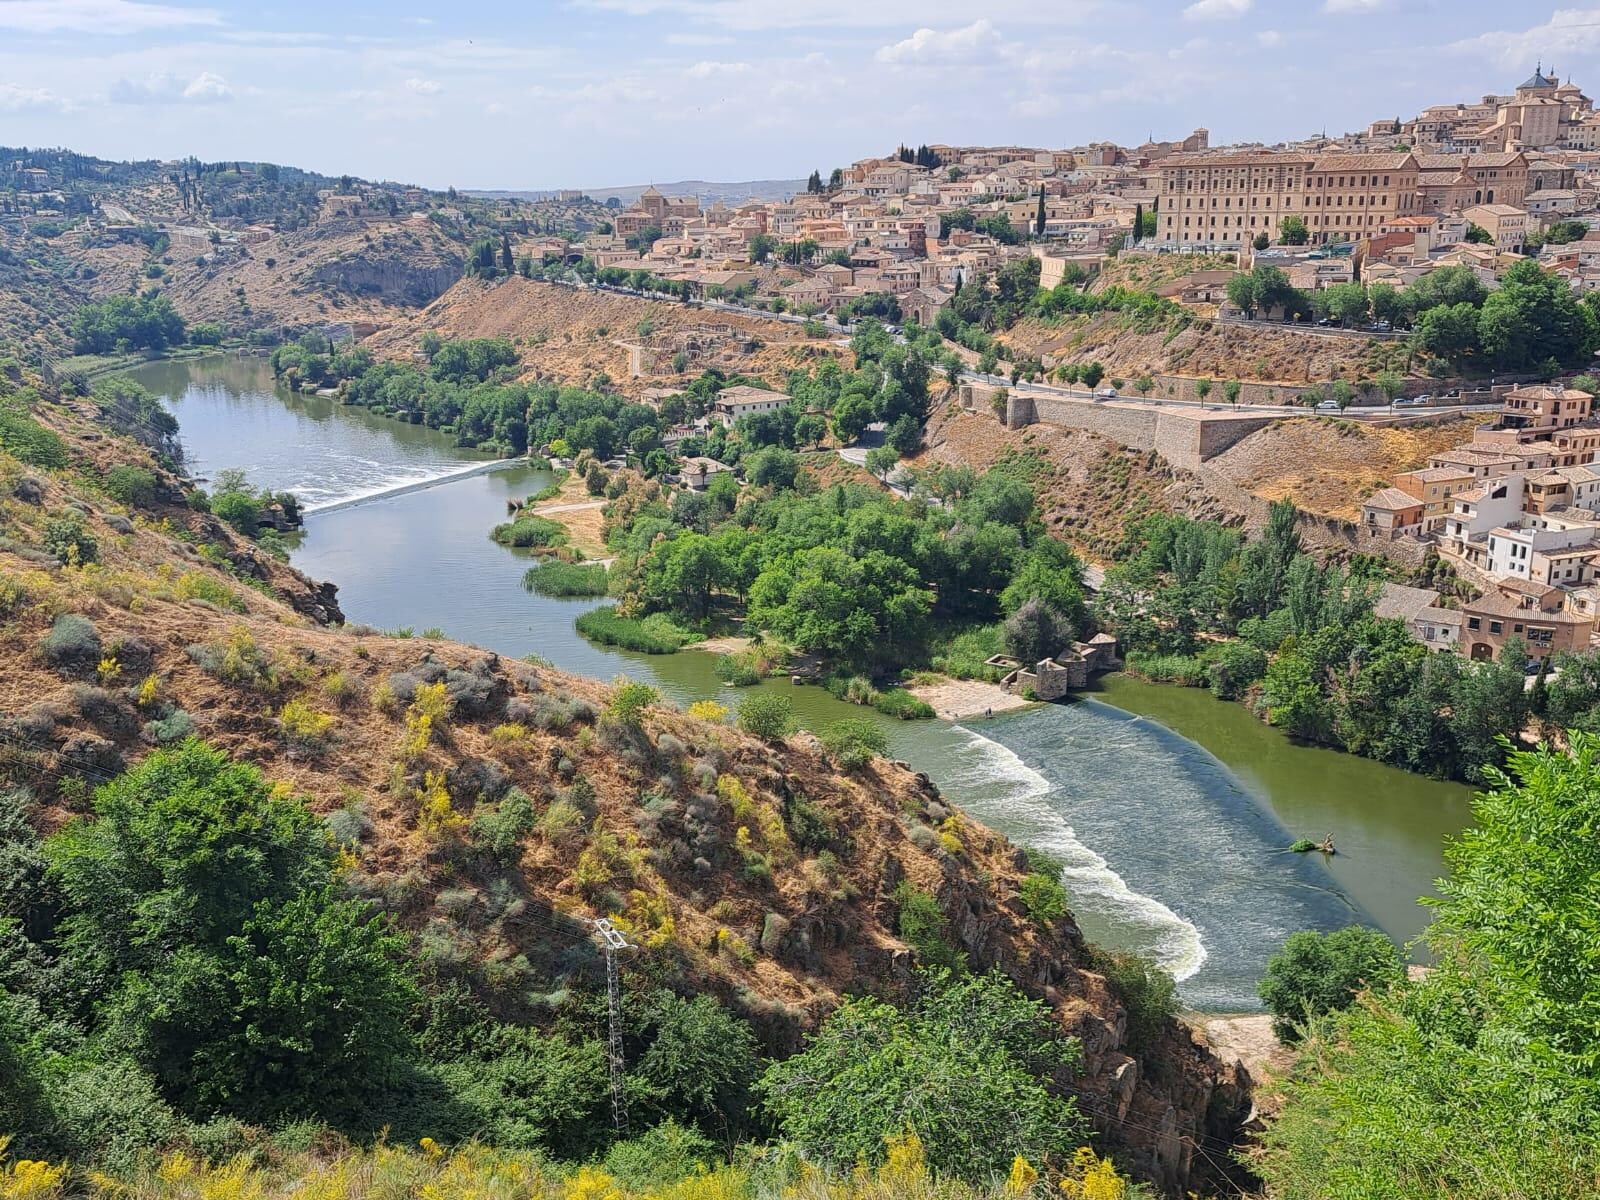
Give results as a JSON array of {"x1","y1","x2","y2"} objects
[
  {"x1": 1414, "y1": 152, "x2": 1525, "y2": 169},
  {"x1": 1311, "y1": 152, "x2": 1416, "y2": 172},
  {"x1": 1375, "y1": 583, "x2": 1441, "y2": 623},
  {"x1": 1364, "y1": 487, "x2": 1425, "y2": 511}
]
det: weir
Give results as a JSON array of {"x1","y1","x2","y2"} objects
[{"x1": 301, "y1": 457, "x2": 524, "y2": 516}]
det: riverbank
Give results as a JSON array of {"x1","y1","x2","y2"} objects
[
  {"x1": 910, "y1": 676, "x2": 1031, "y2": 720},
  {"x1": 520, "y1": 473, "x2": 609, "y2": 557}
]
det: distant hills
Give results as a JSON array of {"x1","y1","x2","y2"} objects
[{"x1": 468, "y1": 178, "x2": 807, "y2": 206}]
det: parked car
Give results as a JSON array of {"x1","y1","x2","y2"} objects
[
  {"x1": 1096, "y1": 386, "x2": 1118, "y2": 399},
  {"x1": 1316, "y1": 317, "x2": 1336, "y2": 327},
  {"x1": 1315, "y1": 399, "x2": 1342, "y2": 411},
  {"x1": 1371, "y1": 319, "x2": 1392, "y2": 332}
]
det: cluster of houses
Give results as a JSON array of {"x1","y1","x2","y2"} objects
[{"x1": 1362, "y1": 384, "x2": 1600, "y2": 664}]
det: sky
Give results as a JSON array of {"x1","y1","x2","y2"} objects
[{"x1": 2, "y1": 1, "x2": 1600, "y2": 190}]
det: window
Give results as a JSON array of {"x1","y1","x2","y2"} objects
[
  {"x1": 1490, "y1": 620, "x2": 1504, "y2": 634},
  {"x1": 1468, "y1": 617, "x2": 1482, "y2": 631}
]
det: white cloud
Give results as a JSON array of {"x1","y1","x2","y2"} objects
[
  {"x1": 0, "y1": 0, "x2": 219, "y2": 35},
  {"x1": 1449, "y1": 8, "x2": 1600, "y2": 67},
  {"x1": 685, "y1": 60, "x2": 752, "y2": 78},
  {"x1": 577, "y1": 0, "x2": 1093, "y2": 31},
  {"x1": 1256, "y1": 28, "x2": 1283, "y2": 46},
  {"x1": 108, "y1": 70, "x2": 231, "y2": 104},
  {"x1": 405, "y1": 77, "x2": 443, "y2": 93},
  {"x1": 183, "y1": 70, "x2": 231, "y2": 100},
  {"x1": 0, "y1": 83, "x2": 68, "y2": 112},
  {"x1": 876, "y1": 19, "x2": 1002, "y2": 65},
  {"x1": 1323, "y1": 0, "x2": 1384, "y2": 12},
  {"x1": 1184, "y1": 0, "x2": 1251, "y2": 21}
]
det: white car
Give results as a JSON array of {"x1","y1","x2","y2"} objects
[{"x1": 1315, "y1": 399, "x2": 1341, "y2": 411}]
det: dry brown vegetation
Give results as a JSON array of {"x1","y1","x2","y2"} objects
[
  {"x1": 1205, "y1": 415, "x2": 1480, "y2": 520},
  {"x1": 366, "y1": 277, "x2": 851, "y2": 395}
]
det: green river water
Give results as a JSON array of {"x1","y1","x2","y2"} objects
[{"x1": 135, "y1": 355, "x2": 1475, "y2": 1011}]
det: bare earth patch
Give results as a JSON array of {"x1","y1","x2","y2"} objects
[{"x1": 909, "y1": 677, "x2": 1032, "y2": 721}]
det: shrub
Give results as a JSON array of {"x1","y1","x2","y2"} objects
[
  {"x1": 187, "y1": 626, "x2": 275, "y2": 690},
  {"x1": 142, "y1": 709, "x2": 194, "y2": 744},
  {"x1": 42, "y1": 514, "x2": 98, "y2": 565},
  {"x1": 522, "y1": 560, "x2": 608, "y2": 597},
  {"x1": 714, "y1": 652, "x2": 762, "y2": 687},
  {"x1": 0, "y1": 408, "x2": 68, "y2": 468},
  {"x1": 687, "y1": 699, "x2": 728, "y2": 723},
  {"x1": 491, "y1": 515, "x2": 566, "y2": 548},
  {"x1": 1258, "y1": 926, "x2": 1406, "y2": 1043},
  {"x1": 575, "y1": 606, "x2": 698, "y2": 653},
  {"x1": 174, "y1": 571, "x2": 246, "y2": 612},
  {"x1": 1092, "y1": 949, "x2": 1179, "y2": 1055},
  {"x1": 41, "y1": 614, "x2": 101, "y2": 672},
  {"x1": 737, "y1": 692, "x2": 794, "y2": 742},
  {"x1": 103, "y1": 465, "x2": 158, "y2": 508},
  {"x1": 471, "y1": 788, "x2": 536, "y2": 862},
  {"x1": 1002, "y1": 598, "x2": 1073, "y2": 665},
  {"x1": 1125, "y1": 650, "x2": 1207, "y2": 688},
  {"x1": 1206, "y1": 641, "x2": 1268, "y2": 700},
  {"x1": 820, "y1": 718, "x2": 888, "y2": 768},
  {"x1": 872, "y1": 689, "x2": 935, "y2": 720},
  {"x1": 278, "y1": 700, "x2": 334, "y2": 750},
  {"x1": 891, "y1": 882, "x2": 964, "y2": 971},
  {"x1": 608, "y1": 679, "x2": 660, "y2": 727},
  {"x1": 1019, "y1": 871, "x2": 1070, "y2": 928}
]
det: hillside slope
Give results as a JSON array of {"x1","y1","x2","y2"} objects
[
  {"x1": 365, "y1": 277, "x2": 850, "y2": 395},
  {"x1": 0, "y1": 368, "x2": 1247, "y2": 1194}
]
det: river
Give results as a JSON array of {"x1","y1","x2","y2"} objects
[{"x1": 135, "y1": 355, "x2": 1475, "y2": 1011}]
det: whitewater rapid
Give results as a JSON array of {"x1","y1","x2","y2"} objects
[{"x1": 946, "y1": 724, "x2": 1209, "y2": 981}]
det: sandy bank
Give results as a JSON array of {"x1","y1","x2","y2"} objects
[{"x1": 909, "y1": 677, "x2": 1032, "y2": 721}]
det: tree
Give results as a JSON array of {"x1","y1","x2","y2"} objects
[
  {"x1": 760, "y1": 970, "x2": 1085, "y2": 1180},
  {"x1": 1464, "y1": 221, "x2": 1493, "y2": 244},
  {"x1": 499, "y1": 233, "x2": 514, "y2": 275},
  {"x1": 45, "y1": 743, "x2": 416, "y2": 1123},
  {"x1": 1258, "y1": 927, "x2": 1405, "y2": 1042},
  {"x1": 794, "y1": 412, "x2": 828, "y2": 447},
  {"x1": 1080, "y1": 361, "x2": 1105, "y2": 389},
  {"x1": 865, "y1": 445, "x2": 899, "y2": 481},
  {"x1": 1195, "y1": 378, "x2": 1213, "y2": 407},
  {"x1": 1252, "y1": 232, "x2": 1270, "y2": 251},
  {"x1": 1002, "y1": 598, "x2": 1073, "y2": 664},
  {"x1": 1223, "y1": 379, "x2": 1242, "y2": 407},
  {"x1": 1319, "y1": 281, "x2": 1370, "y2": 328},
  {"x1": 635, "y1": 992, "x2": 759, "y2": 1135},
  {"x1": 748, "y1": 233, "x2": 778, "y2": 263},
  {"x1": 1375, "y1": 369, "x2": 1405, "y2": 403},
  {"x1": 1035, "y1": 186, "x2": 1046, "y2": 238},
  {"x1": 806, "y1": 169, "x2": 823, "y2": 194},
  {"x1": 1279, "y1": 215, "x2": 1309, "y2": 245},
  {"x1": 1411, "y1": 302, "x2": 1480, "y2": 366},
  {"x1": 830, "y1": 391, "x2": 876, "y2": 445}
]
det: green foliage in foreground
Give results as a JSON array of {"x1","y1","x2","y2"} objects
[
  {"x1": 871, "y1": 688, "x2": 935, "y2": 720},
  {"x1": 1258, "y1": 926, "x2": 1405, "y2": 1043},
  {"x1": 760, "y1": 969, "x2": 1087, "y2": 1179},
  {"x1": 491, "y1": 514, "x2": 567, "y2": 549},
  {"x1": 1258, "y1": 736, "x2": 1600, "y2": 1198},
  {"x1": 574, "y1": 605, "x2": 699, "y2": 653},
  {"x1": 0, "y1": 403, "x2": 69, "y2": 469},
  {"x1": 522, "y1": 559, "x2": 609, "y2": 597}
]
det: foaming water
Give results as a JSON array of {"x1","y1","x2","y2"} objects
[{"x1": 947, "y1": 725, "x2": 1208, "y2": 981}]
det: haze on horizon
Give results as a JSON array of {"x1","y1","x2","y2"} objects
[{"x1": 1, "y1": 0, "x2": 1597, "y2": 191}]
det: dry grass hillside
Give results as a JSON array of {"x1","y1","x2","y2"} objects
[
  {"x1": 64, "y1": 217, "x2": 469, "y2": 335},
  {"x1": 999, "y1": 310, "x2": 1392, "y2": 386},
  {"x1": 1205, "y1": 415, "x2": 1480, "y2": 520},
  {"x1": 0, "y1": 368, "x2": 1246, "y2": 1193},
  {"x1": 920, "y1": 401, "x2": 1179, "y2": 561},
  {"x1": 366, "y1": 277, "x2": 851, "y2": 396}
]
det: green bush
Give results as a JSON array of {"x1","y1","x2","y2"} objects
[
  {"x1": 737, "y1": 692, "x2": 794, "y2": 741},
  {"x1": 470, "y1": 788, "x2": 536, "y2": 862},
  {"x1": 929, "y1": 623, "x2": 1004, "y2": 680},
  {"x1": 891, "y1": 882, "x2": 964, "y2": 971},
  {"x1": 491, "y1": 515, "x2": 566, "y2": 548},
  {"x1": 1206, "y1": 641, "x2": 1268, "y2": 700},
  {"x1": 820, "y1": 717, "x2": 889, "y2": 768},
  {"x1": 521, "y1": 560, "x2": 608, "y2": 597},
  {"x1": 42, "y1": 514, "x2": 98, "y2": 564},
  {"x1": 575, "y1": 606, "x2": 698, "y2": 653},
  {"x1": 0, "y1": 407, "x2": 68, "y2": 469},
  {"x1": 1019, "y1": 871, "x2": 1070, "y2": 929},
  {"x1": 103, "y1": 465, "x2": 158, "y2": 508},
  {"x1": 1125, "y1": 650, "x2": 1207, "y2": 688},
  {"x1": 1092, "y1": 949, "x2": 1178, "y2": 1056},
  {"x1": 1258, "y1": 926, "x2": 1406, "y2": 1043},
  {"x1": 872, "y1": 689, "x2": 935, "y2": 720},
  {"x1": 714, "y1": 652, "x2": 762, "y2": 687}
]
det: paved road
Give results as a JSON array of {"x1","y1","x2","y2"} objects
[{"x1": 1216, "y1": 313, "x2": 1407, "y2": 341}]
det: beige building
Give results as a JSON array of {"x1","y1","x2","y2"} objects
[{"x1": 1461, "y1": 203, "x2": 1528, "y2": 252}]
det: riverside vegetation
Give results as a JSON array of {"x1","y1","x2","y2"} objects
[{"x1": 0, "y1": 354, "x2": 1212, "y2": 1195}]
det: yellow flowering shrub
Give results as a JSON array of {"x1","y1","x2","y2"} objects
[
  {"x1": 279, "y1": 699, "x2": 334, "y2": 748},
  {"x1": 0, "y1": 1152, "x2": 66, "y2": 1200},
  {"x1": 687, "y1": 699, "x2": 728, "y2": 723},
  {"x1": 1057, "y1": 1148, "x2": 1131, "y2": 1200},
  {"x1": 416, "y1": 770, "x2": 464, "y2": 836},
  {"x1": 402, "y1": 682, "x2": 451, "y2": 760}
]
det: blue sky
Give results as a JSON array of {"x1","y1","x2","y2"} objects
[{"x1": 0, "y1": 1, "x2": 1597, "y2": 189}]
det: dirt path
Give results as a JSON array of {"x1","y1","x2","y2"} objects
[{"x1": 526, "y1": 475, "x2": 609, "y2": 557}]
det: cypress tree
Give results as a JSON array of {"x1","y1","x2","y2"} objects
[{"x1": 1036, "y1": 187, "x2": 1047, "y2": 238}]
